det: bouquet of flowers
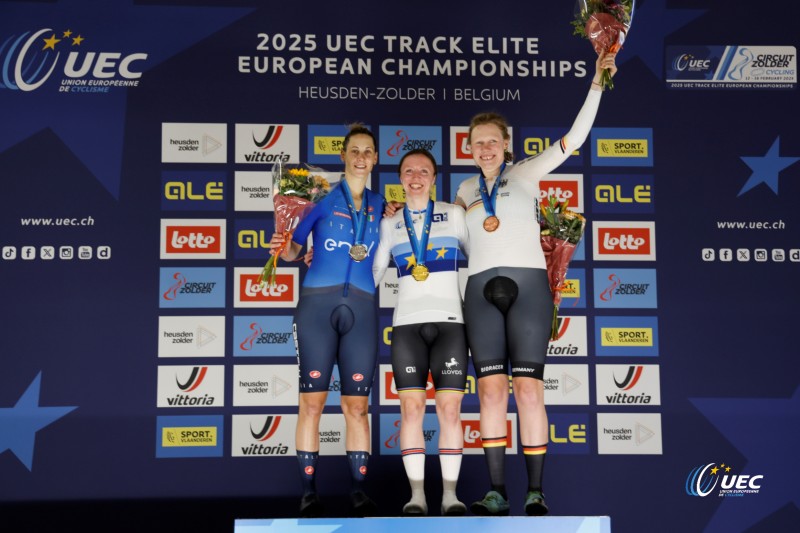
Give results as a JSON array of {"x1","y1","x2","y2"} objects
[
  {"x1": 258, "y1": 162, "x2": 332, "y2": 287},
  {"x1": 571, "y1": 0, "x2": 636, "y2": 90},
  {"x1": 539, "y1": 195, "x2": 587, "y2": 340}
]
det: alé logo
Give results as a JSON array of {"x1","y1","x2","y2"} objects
[
  {"x1": 1, "y1": 28, "x2": 147, "y2": 92},
  {"x1": 686, "y1": 462, "x2": 764, "y2": 497}
]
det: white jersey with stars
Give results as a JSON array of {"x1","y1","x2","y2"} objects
[{"x1": 373, "y1": 201, "x2": 469, "y2": 326}]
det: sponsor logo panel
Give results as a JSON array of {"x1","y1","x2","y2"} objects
[
  {"x1": 596, "y1": 364, "x2": 661, "y2": 406},
  {"x1": 156, "y1": 365, "x2": 225, "y2": 407},
  {"x1": 162, "y1": 123, "x2": 226, "y2": 164},
  {"x1": 233, "y1": 315, "x2": 295, "y2": 357},
  {"x1": 380, "y1": 413, "x2": 442, "y2": 455},
  {"x1": 161, "y1": 171, "x2": 226, "y2": 211},
  {"x1": 666, "y1": 45, "x2": 797, "y2": 89},
  {"x1": 158, "y1": 316, "x2": 225, "y2": 358},
  {"x1": 548, "y1": 413, "x2": 590, "y2": 455},
  {"x1": 596, "y1": 413, "x2": 663, "y2": 455},
  {"x1": 160, "y1": 219, "x2": 226, "y2": 260},
  {"x1": 233, "y1": 364, "x2": 298, "y2": 407},
  {"x1": 379, "y1": 126, "x2": 442, "y2": 166},
  {"x1": 307, "y1": 124, "x2": 349, "y2": 165},
  {"x1": 591, "y1": 128, "x2": 653, "y2": 167},
  {"x1": 234, "y1": 267, "x2": 299, "y2": 308},
  {"x1": 593, "y1": 268, "x2": 658, "y2": 309},
  {"x1": 591, "y1": 174, "x2": 654, "y2": 214},
  {"x1": 539, "y1": 174, "x2": 584, "y2": 213},
  {"x1": 543, "y1": 364, "x2": 590, "y2": 405},
  {"x1": 548, "y1": 316, "x2": 588, "y2": 357},
  {"x1": 595, "y1": 316, "x2": 659, "y2": 357},
  {"x1": 235, "y1": 123, "x2": 300, "y2": 165},
  {"x1": 593, "y1": 221, "x2": 656, "y2": 261},
  {"x1": 234, "y1": 171, "x2": 274, "y2": 212},
  {"x1": 234, "y1": 218, "x2": 271, "y2": 260},
  {"x1": 156, "y1": 415, "x2": 223, "y2": 458},
  {"x1": 232, "y1": 414, "x2": 294, "y2": 457},
  {"x1": 159, "y1": 267, "x2": 225, "y2": 308}
]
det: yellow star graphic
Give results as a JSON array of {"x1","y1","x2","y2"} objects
[
  {"x1": 435, "y1": 246, "x2": 448, "y2": 259},
  {"x1": 403, "y1": 255, "x2": 417, "y2": 270},
  {"x1": 63, "y1": 30, "x2": 72, "y2": 38},
  {"x1": 43, "y1": 34, "x2": 61, "y2": 50},
  {"x1": 725, "y1": 466, "x2": 731, "y2": 472},
  {"x1": 710, "y1": 466, "x2": 719, "y2": 475},
  {"x1": 72, "y1": 35, "x2": 85, "y2": 46}
]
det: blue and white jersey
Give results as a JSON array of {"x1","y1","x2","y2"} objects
[
  {"x1": 373, "y1": 201, "x2": 469, "y2": 326},
  {"x1": 294, "y1": 183, "x2": 385, "y2": 294}
]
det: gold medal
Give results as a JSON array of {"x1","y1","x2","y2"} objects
[
  {"x1": 411, "y1": 264, "x2": 429, "y2": 282},
  {"x1": 483, "y1": 215, "x2": 500, "y2": 232},
  {"x1": 349, "y1": 244, "x2": 368, "y2": 262}
]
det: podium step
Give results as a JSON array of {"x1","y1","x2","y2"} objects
[{"x1": 235, "y1": 516, "x2": 611, "y2": 533}]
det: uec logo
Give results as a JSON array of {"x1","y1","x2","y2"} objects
[
  {"x1": 1, "y1": 28, "x2": 147, "y2": 92},
  {"x1": 685, "y1": 463, "x2": 764, "y2": 497}
]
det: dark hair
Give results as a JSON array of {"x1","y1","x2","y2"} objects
[
  {"x1": 468, "y1": 112, "x2": 514, "y2": 163},
  {"x1": 342, "y1": 123, "x2": 377, "y2": 151},
  {"x1": 398, "y1": 148, "x2": 438, "y2": 177}
]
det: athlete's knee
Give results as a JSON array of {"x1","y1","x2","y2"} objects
[
  {"x1": 435, "y1": 397, "x2": 463, "y2": 426},
  {"x1": 340, "y1": 396, "x2": 370, "y2": 419},
  {"x1": 400, "y1": 396, "x2": 426, "y2": 422},
  {"x1": 299, "y1": 396, "x2": 326, "y2": 419},
  {"x1": 478, "y1": 380, "x2": 509, "y2": 407},
  {"x1": 512, "y1": 378, "x2": 545, "y2": 409}
]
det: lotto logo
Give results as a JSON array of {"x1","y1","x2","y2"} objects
[
  {"x1": 160, "y1": 219, "x2": 226, "y2": 259},
  {"x1": 593, "y1": 222, "x2": 656, "y2": 261}
]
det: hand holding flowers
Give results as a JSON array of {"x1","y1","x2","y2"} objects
[
  {"x1": 258, "y1": 162, "x2": 332, "y2": 287},
  {"x1": 571, "y1": 0, "x2": 635, "y2": 90},
  {"x1": 540, "y1": 195, "x2": 587, "y2": 340}
]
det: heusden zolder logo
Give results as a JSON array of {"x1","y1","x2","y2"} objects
[
  {"x1": 686, "y1": 462, "x2": 764, "y2": 497},
  {"x1": 1, "y1": 28, "x2": 147, "y2": 93}
]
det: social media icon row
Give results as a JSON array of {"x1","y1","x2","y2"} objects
[
  {"x1": 2, "y1": 246, "x2": 111, "y2": 260},
  {"x1": 702, "y1": 248, "x2": 800, "y2": 263}
]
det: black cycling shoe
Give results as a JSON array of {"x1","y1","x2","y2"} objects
[
  {"x1": 350, "y1": 490, "x2": 378, "y2": 517},
  {"x1": 299, "y1": 493, "x2": 323, "y2": 518}
]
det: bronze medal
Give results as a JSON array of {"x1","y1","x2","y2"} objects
[
  {"x1": 349, "y1": 244, "x2": 368, "y2": 262},
  {"x1": 483, "y1": 215, "x2": 500, "y2": 232},
  {"x1": 411, "y1": 264, "x2": 429, "y2": 282}
]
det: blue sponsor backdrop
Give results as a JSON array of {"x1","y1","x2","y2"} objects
[{"x1": 1, "y1": 1, "x2": 798, "y2": 532}]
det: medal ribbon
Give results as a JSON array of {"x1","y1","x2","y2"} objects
[
  {"x1": 403, "y1": 200, "x2": 433, "y2": 268},
  {"x1": 340, "y1": 180, "x2": 368, "y2": 248},
  {"x1": 478, "y1": 163, "x2": 506, "y2": 218}
]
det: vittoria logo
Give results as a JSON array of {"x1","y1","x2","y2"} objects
[
  {"x1": 235, "y1": 124, "x2": 300, "y2": 164},
  {"x1": 250, "y1": 415, "x2": 281, "y2": 441}
]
